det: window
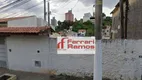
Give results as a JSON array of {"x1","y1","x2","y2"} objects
[
  {"x1": 107, "y1": 30, "x2": 109, "y2": 32},
  {"x1": 35, "y1": 61, "x2": 41, "y2": 67}
]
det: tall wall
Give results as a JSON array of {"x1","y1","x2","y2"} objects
[
  {"x1": 6, "y1": 36, "x2": 94, "y2": 76},
  {"x1": 102, "y1": 40, "x2": 142, "y2": 80},
  {"x1": 6, "y1": 35, "x2": 142, "y2": 79}
]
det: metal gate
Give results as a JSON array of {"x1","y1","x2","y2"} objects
[{"x1": 0, "y1": 45, "x2": 7, "y2": 68}]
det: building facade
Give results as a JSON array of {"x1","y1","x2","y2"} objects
[
  {"x1": 65, "y1": 10, "x2": 74, "y2": 22},
  {"x1": 78, "y1": 29, "x2": 86, "y2": 36},
  {"x1": 51, "y1": 17, "x2": 57, "y2": 27},
  {"x1": 83, "y1": 13, "x2": 92, "y2": 22},
  {"x1": 102, "y1": 26, "x2": 111, "y2": 39},
  {"x1": 111, "y1": 0, "x2": 142, "y2": 39}
]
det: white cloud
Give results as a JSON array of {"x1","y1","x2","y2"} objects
[{"x1": 0, "y1": 0, "x2": 118, "y2": 21}]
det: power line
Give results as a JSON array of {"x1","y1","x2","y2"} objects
[
  {"x1": 56, "y1": 0, "x2": 70, "y2": 9},
  {"x1": 72, "y1": 0, "x2": 79, "y2": 10},
  {"x1": 51, "y1": 0, "x2": 72, "y2": 15},
  {"x1": 0, "y1": 0, "x2": 10, "y2": 5},
  {"x1": 2, "y1": 0, "x2": 56, "y2": 18},
  {"x1": 0, "y1": 0, "x2": 22, "y2": 10},
  {"x1": 3, "y1": 1, "x2": 44, "y2": 18},
  {"x1": 52, "y1": 0, "x2": 68, "y2": 9},
  {"x1": 0, "y1": 0, "x2": 32, "y2": 13}
]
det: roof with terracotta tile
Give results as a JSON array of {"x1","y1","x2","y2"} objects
[
  {"x1": 0, "y1": 27, "x2": 50, "y2": 34},
  {"x1": 78, "y1": 29, "x2": 86, "y2": 32},
  {"x1": 0, "y1": 16, "x2": 34, "y2": 22}
]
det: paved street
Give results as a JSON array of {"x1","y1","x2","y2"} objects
[{"x1": 0, "y1": 68, "x2": 50, "y2": 80}]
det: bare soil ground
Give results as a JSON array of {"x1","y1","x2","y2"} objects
[
  {"x1": 0, "y1": 68, "x2": 96, "y2": 80},
  {"x1": 0, "y1": 68, "x2": 49, "y2": 80}
]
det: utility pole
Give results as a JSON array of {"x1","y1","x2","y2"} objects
[
  {"x1": 120, "y1": 0, "x2": 124, "y2": 39},
  {"x1": 44, "y1": 0, "x2": 46, "y2": 21},
  {"x1": 94, "y1": 0, "x2": 102, "y2": 80},
  {"x1": 48, "y1": 1, "x2": 50, "y2": 26},
  {"x1": 125, "y1": 0, "x2": 129, "y2": 39}
]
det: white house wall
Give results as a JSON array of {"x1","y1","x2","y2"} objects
[
  {"x1": 37, "y1": 18, "x2": 47, "y2": 27},
  {"x1": 6, "y1": 35, "x2": 50, "y2": 72},
  {"x1": 6, "y1": 36, "x2": 94, "y2": 76},
  {"x1": 5, "y1": 35, "x2": 142, "y2": 79},
  {"x1": 8, "y1": 17, "x2": 37, "y2": 27}
]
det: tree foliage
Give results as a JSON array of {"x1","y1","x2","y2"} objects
[
  {"x1": 55, "y1": 13, "x2": 112, "y2": 36},
  {"x1": 55, "y1": 20, "x2": 73, "y2": 32},
  {"x1": 103, "y1": 16, "x2": 112, "y2": 26},
  {"x1": 55, "y1": 20, "x2": 95, "y2": 36}
]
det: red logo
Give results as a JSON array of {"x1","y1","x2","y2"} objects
[
  {"x1": 57, "y1": 37, "x2": 96, "y2": 54},
  {"x1": 57, "y1": 37, "x2": 95, "y2": 50},
  {"x1": 57, "y1": 38, "x2": 68, "y2": 49}
]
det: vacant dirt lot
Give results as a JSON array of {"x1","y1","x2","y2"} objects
[
  {"x1": 0, "y1": 68, "x2": 94, "y2": 80},
  {"x1": 0, "y1": 68, "x2": 49, "y2": 80}
]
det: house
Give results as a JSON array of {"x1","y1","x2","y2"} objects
[
  {"x1": 58, "y1": 30, "x2": 78, "y2": 37},
  {"x1": 0, "y1": 16, "x2": 93, "y2": 76},
  {"x1": 111, "y1": 0, "x2": 142, "y2": 39},
  {"x1": 102, "y1": 26, "x2": 111, "y2": 39},
  {"x1": 66, "y1": 31, "x2": 78, "y2": 37},
  {"x1": 78, "y1": 29, "x2": 86, "y2": 36},
  {"x1": 0, "y1": 16, "x2": 51, "y2": 71}
]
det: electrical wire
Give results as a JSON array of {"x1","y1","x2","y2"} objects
[
  {"x1": 51, "y1": 0, "x2": 72, "y2": 15},
  {"x1": 5, "y1": 1, "x2": 43, "y2": 17},
  {"x1": 0, "y1": 0, "x2": 32, "y2": 13},
  {"x1": 2, "y1": 0, "x2": 56, "y2": 18},
  {"x1": 59, "y1": 0, "x2": 72, "y2": 9},
  {"x1": 0, "y1": 0, "x2": 22, "y2": 10},
  {"x1": 4, "y1": 1, "x2": 44, "y2": 18},
  {"x1": 72, "y1": 0, "x2": 79, "y2": 10},
  {"x1": 1, "y1": 0, "x2": 78, "y2": 19},
  {"x1": 51, "y1": 0, "x2": 79, "y2": 16},
  {"x1": 56, "y1": 0, "x2": 70, "y2": 9}
]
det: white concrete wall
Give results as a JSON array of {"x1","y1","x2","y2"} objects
[
  {"x1": 6, "y1": 35, "x2": 50, "y2": 72},
  {"x1": 37, "y1": 18, "x2": 47, "y2": 27},
  {"x1": 102, "y1": 40, "x2": 142, "y2": 80},
  {"x1": 8, "y1": 17, "x2": 47, "y2": 27},
  {"x1": 6, "y1": 36, "x2": 94, "y2": 76},
  {"x1": 8, "y1": 17, "x2": 37, "y2": 27},
  {"x1": 6, "y1": 35, "x2": 142, "y2": 79}
]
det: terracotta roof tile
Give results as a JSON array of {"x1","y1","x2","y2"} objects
[
  {"x1": 78, "y1": 29, "x2": 86, "y2": 32},
  {"x1": 0, "y1": 27, "x2": 50, "y2": 34}
]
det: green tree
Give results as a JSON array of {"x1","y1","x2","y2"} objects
[
  {"x1": 55, "y1": 20, "x2": 95, "y2": 36},
  {"x1": 102, "y1": 13, "x2": 106, "y2": 18},
  {"x1": 103, "y1": 16, "x2": 112, "y2": 26},
  {"x1": 55, "y1": 20, "x2": 74, "y2": 32},
  {"x1": 72, "y1": 20, "x2": 95, "y2": 36}
]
